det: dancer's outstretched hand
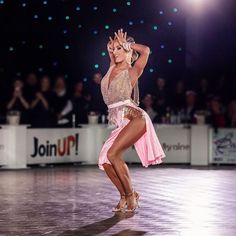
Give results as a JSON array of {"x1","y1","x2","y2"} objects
[{"x1": 114, "y1": 28, "x2": 127, "y2": 45}]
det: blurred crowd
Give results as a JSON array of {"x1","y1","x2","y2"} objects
[
  {"x1": 140, "y1": 75, "x2": 236, "y2": 128},
  {"x1": 0, "y1": 72, "x2": 236, "y2": 128}
]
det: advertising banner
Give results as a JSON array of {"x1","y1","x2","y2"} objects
[
  {"x1": 27, "y1": 126, "x2": 111, "y2": 165},
  {"x1": 27, "y1": 129, "x2": 82, "y2": 164},
  {"x1": 209, "y1": 128, "x2": 236, "y2": 163}
]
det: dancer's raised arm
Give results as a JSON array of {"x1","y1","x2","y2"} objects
[
  {"x1": 114, "y1": 29, "x2": 150, "y2": 85},
  {"x1": 129, "y1": 43, "x2": 150, "y2": 77}
]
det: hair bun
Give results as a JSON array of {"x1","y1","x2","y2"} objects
[{"x1": 126, "y1": 36, "x2": 135, "y2": 44}]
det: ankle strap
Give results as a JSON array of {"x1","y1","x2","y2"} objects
[{"x1": 126, "y1": 191, "x2": 134, "y2": 197}]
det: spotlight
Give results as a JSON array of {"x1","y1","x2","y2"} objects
[
  {"x1": 186, "y1": 0, "x2": 215, "y2": 11},
  {"x1": 188, "y1": 0, "x2": 203, "y2": 3}
]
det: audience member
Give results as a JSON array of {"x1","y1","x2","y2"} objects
[
  {"x1": 171, "y1": 80, "x2": 185, "y2": 110},
  {"x1": 140, "y1": 94, "x2": 157, "y2": 121},
  {"x1": 88, "y1": 72, "x2": 107, "y2": 116},
  {"x1": 228, "y1": 100, "x2": 236, "y2": 127},
  {"x1": 71, "y1": 81, "x2": 91, "y2": 124},
  {"x1": 214, "y1": 74, "x2": 229, "y2": 105},
  {"x1": 24, "y1": 72, "x2": 38, "y2": 102},
  {"x1": 0, "y1": 79, "x2": 6, "y2": 123},
  {"x1": 51, "y1": 76, "x2": 73, "y2": 127},
  {"x1": 6, "y1": 79, "x2": 30, "y2": 124},
  {"x1": 151, "y1": 77, "x2": 169, "y2": 119},
  {"x1": 30, "y1": 75, "x2": 53, "y2": 127},
  {"x1": 229, "y1": 75, "x2": 236, "y2": 101},
  {"x1": 182, "y1": 90, "x2": 197, "y2": 123},
  {"x1": 197, "y1": 78, "x2": 211, "y2": 109},
  {"x1": 206, "y1": 97, "x2": 226, "y2": 128}
]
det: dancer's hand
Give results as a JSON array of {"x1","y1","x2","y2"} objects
[
  {"x1": 107, "y1": 36, "x2": 116, "y2": 66},
  {"x1": 114, "y1": 28, "x2": 127, "y2": 45},
  {"x1": 107, "y1": 36, "x2": 114, "y2": 53}
]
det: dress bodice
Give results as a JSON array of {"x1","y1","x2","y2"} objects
[{"x1": 101, "y1": 65, "x2": 139, "y2": 106}]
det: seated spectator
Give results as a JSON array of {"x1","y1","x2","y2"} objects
[
  {"x1": 140, "y1": 94, "x2": 157, "y2": 121},
  {"x1": 0, "y1": 79, "x2": 6, "y2": 123},
  {"x1": 206, "y1": 97, "x2": 226, "y2": 128},
  {"x1": 30, "y1": 75, "x2": 53, "y2": 127},
  {"x1": 51, "y1": 76, "x2": 73, "y2": 127},
  {"x1": 229, "y1": 75, "x2": 236, "y2": 101},
  {"x1": 151, "y1": 77, "x2": 169, "y2": 106},
  {"x1": 228, "y1": 100, "x2": 236, "y2": 127},
  {"x1": 151, "y1": 77, "x2": 170, "y2": 119},
  {"x1": 182, "y1": 90, "x2": 197, "y2": 124},
  {"x1": 172, "y1": 79, "x2": 185, "y2": 110},
  {"x1": 6, "y1": 79, "x2": 30, "y2": 124},
  {"x1": 71, "y1": 81, "x2": 91, "y2": 124},
  {"x1": 213, "y1": 74, "x2": 229, "y2": 105},
  {"x1": 197, "y1": 78, "x2": 211, "y2": 109},
  {"x1": 24, "y1": 72, "x2": 39, "y2": 102},
  {"x1": 88, "y1": 72, "x2": 107, "y2": 116}
]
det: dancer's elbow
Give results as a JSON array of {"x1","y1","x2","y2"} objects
[{"x1": 143, "y1": 46, "x2": 150, "y2": 55}]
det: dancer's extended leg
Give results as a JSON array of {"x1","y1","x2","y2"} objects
[{"x1": 107, "y1": 116, "x2": 146, "y2": 210}]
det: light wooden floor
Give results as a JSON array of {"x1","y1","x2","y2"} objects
[{"x1": 0, "y1": 164, "x2": 236, "y2": 236}]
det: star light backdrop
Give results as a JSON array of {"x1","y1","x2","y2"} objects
[
  {"x1": 0, "y1": 0, "x2": 235, "y2": 93},
  {"x1": 0, "y1": 0, "x2": 185, "y2": 92}
]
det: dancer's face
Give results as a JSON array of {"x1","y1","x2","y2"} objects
[{"x1": 113, "y1": 40, "x2": 126, "y2": 63}]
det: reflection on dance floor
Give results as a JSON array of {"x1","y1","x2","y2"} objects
[{"x1": 0, "y1": 164, "x2": 236, "y2": 236}]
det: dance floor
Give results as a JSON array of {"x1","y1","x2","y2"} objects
[{"x1": 0, "y1": 164, "x2": 236, "y2": 236}]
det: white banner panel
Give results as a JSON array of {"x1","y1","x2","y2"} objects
[
  {"x1": 154, "y1": 125, "x2": 191, "y2": 163},
  {"x1": 124, "y1": 125, "x2": 191, "y2": 164},
  {"x1": 209, "y1": 128, "x2": 236, "y2": 164}
]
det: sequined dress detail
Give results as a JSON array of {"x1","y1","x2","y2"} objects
[{"x1": 101, "y1": 65, "x2": 140, "y2": 127}]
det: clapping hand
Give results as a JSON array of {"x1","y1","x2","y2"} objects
[
  {"x1": 36, "y1": 92, "x2": 43, "y2": 100},
  {"x1": 13, "y1": 87, "x2": 22, "y2": 98}
]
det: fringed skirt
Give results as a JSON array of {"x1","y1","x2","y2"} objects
[{"x1": 98, "y1": 99, "x2": 165, "y2": 171}]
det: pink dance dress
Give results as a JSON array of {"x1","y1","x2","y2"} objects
[{"x1": 98, "y1": 65, "x2": 165, "y2": 171}]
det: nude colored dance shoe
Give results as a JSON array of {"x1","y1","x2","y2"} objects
[
  {"x1": 112, "y1": 194, "x2": 127, "y2": 212},
  {"x1": 112, "y1": 191, "x2": 140, "y2": 212},
  {"x1": 125, "y1": 191, "x2": 140, "y2": 213}
]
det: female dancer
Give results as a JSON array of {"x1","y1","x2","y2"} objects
[{"x1": 98, "y1": 29, "x2": 165, "y2": 212}]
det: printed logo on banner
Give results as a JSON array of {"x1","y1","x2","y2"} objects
[
  {"x1": 31, "y1": 133, "x2": 79, "y2": 158},
  {"x1": 162, "y1": 142, "x2": 190, "y2": 152},
  {"x1": 212, "y1": 131, "x2": 236, "y2": 162},
  {"x1": 214, "y1": 133, "x2": 235, "y2": 155}
]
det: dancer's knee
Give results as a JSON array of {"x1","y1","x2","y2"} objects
[
  {"x1": 102, "y1": 163, "x2": 111, "y2": 169},
  {"x1": 107, "y1": 147, "x2": 119, "y2": 163}
]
